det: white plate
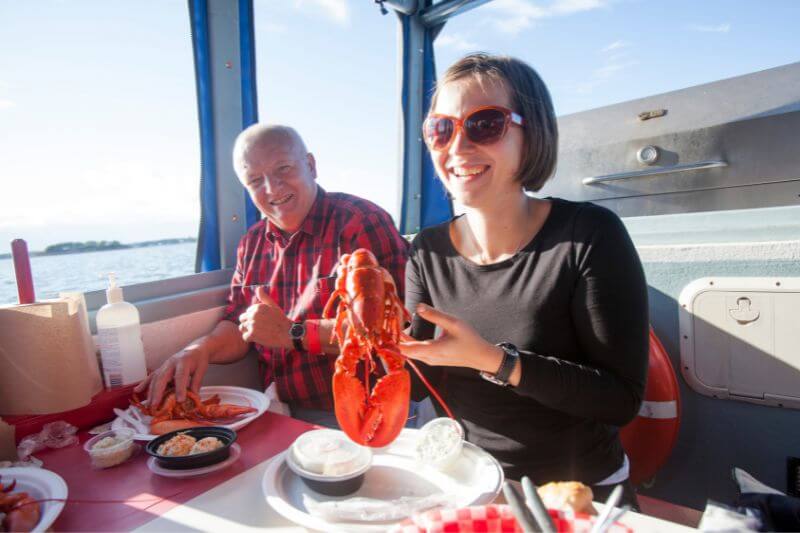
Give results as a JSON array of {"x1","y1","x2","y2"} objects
[
  {"x1": 262, "y1": 428, "x2": 503, "y2": 532},
  {"x1": 147, "y1": 443, "x2": 242, "y2": 478},
  {"x1": 112, "y1": 386, "x2": 270, "y2": 441},
  {"x1": 0, "y1": 467, "x2": 68, "y2": 532}
]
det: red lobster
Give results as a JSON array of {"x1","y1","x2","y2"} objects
[
  {"x1": 323, "y1": 248, "x2": 451, "y2": 447},
  {"x1": 131, "y1": 389, "x2": 257, "y2": 435},
  {"x1": 1, "y1": 477, "x2": 40, "y2": 532}
]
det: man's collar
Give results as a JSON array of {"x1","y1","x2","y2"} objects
[{"x1": 265, "y1": 186, "x2": 326, "y2": 242}]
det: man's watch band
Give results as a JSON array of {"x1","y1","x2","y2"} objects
[
  {"x1": 479, "y1": 342, "x2": 520, "y2": 386},
  {"x1": 289, "y1": 321, "x2": 306, "y2": 351}
]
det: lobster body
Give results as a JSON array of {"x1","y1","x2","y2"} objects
[{"x1": 324, "y1": 249, "x2": 411, "y2": 447}]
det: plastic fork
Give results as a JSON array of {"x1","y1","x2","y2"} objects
[{"x1": 589, "y1": 484, "x2": 624, "y2": 533}]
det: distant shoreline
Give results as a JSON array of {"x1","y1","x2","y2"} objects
[{"x1": 0, "y1": 238, "x2": 197, "y2": 259}]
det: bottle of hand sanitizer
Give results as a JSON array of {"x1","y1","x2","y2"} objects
[{"x1": 96, "y1": 273, "x2": 147, "y2": 388}]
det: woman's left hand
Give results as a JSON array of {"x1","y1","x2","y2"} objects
[{"x1": 399, "y1": 303, "x2": 502, "y2": 371}]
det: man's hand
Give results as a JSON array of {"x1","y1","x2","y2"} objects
[
  {"x1": 238, "y1": 286, "x2": 293, "y2": 349},
  {"x1": 134, "y1": 344, "x2": 210, "y2": 407}
]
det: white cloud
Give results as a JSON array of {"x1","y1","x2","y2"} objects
[
  {"x1": 601, "y1": 40, "x2": 630, "y2": 53},
  {"x1": 593, "y1": 60, "x2": 636, "y2": 78},
  {"x1": 294, "y1": 0, "x2": 348, "y2": 25},
  {"x1": 437, "y1": 33, "x2": 479, "y2": 51},
  {"x1": 572, "y1": 35, "x2": 636, "y2": 94},
  {"x1": 486, "y1": 0, "x2": 609, "y2": 35},
  {"x1": 575, "y1": 59, "x2": 637, "y2": 94},
  {"x1": 0, "y1": 99, "x2": 15, "y2": 110},
  {"x1": 688, "y1": 23, "x2": 731, "y2": 33}
]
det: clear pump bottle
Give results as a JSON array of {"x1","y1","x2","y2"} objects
[{"x1": 96, "y1": 274, "x2": 147, "y2": 388}]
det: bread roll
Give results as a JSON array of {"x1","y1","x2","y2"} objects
[{"x1": 537, "y1": 481, "x2": 597, "y2": 515}]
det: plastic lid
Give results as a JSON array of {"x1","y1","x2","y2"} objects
[
  {"x1": 415, "y1": 417, "x2": 464, "y2": 470},
  {"x1": 84, "y1": 428, "x2": 135, "y2": 454},
  {"x1": 291, "y1": 429, "x2": 371, "y2": 477},
  {"x1": 106, "y1": 273, "x2": 123, "y2": 304}
]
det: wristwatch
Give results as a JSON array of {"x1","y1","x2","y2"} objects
[
  {"x1": 289, "y1": 321, "x2": 306, "y2": 351},
  {"x1": 479, "y1": 342, "x2": 520, "y2": 386}
]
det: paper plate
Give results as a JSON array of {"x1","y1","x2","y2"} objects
[
  {"x1": 0, "y1": 467, "x2": 68, "y2": 532},
  {"x1": 262, "y1": 428, "x2": 503, "y2": 532},
  {"x1": 112, "y1": 386, "x2": 269, "y2": 441}
]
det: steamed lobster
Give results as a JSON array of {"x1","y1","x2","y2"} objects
[
  {"x1": 1, "y1": 477, "x2": 40, "y2": 532},
  {"x1": 323, "y1": 249, "x2": 451, "y2": 448},
  {"x1": 131, "y1": 389, "x2": 257, "y2": 435}
]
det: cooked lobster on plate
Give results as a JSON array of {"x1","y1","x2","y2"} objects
[
  {"x1": 0, "y1": 476, "x2": 40, "y2": 533},
  {"x1": 131, "y1": 389, "x2": 257, "y2": 435}
]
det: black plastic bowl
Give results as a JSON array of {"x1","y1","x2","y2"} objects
[
  {"x1": 145, "y1": 426, "x2": 237, "y2": 470},
  {"x1": 295, "y1": 470, "x2": 366, "y2": 496},
  {"x1": 286, "y1": 453, "x2": 370, "y2": 496}
]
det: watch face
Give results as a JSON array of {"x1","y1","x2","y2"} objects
[{"x1": 290, "y1": 322, "x2": 305, "y2": 338}]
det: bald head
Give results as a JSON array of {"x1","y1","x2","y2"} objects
[
  {"x1": 232, "y1": 124, "x2": 319, "y2": 233},
  {"x1": 233, "y1": 124, "x2": 308, "y2": 170}
]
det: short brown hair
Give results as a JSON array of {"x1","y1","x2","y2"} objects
[{"x1": 431, "y1": 53, "x2": 558, "y2": 192}]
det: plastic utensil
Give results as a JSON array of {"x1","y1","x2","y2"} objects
[
  {"x1": 595, "y1": 504, "x2": 631, "y2": 533},
  {"x1": 589, "y1": 484, "x2": 624, "y2": 533},
  {"x1": 521, "y1": 476, "x2": 557, "y2": 533},
  {"x1": 503, "y1": 481, "x2": 540, "y2": 532},
  {"x1": 113, "y1": 408, "x2": 149, "y2": 434}
]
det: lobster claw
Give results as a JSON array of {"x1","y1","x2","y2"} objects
[{"x1": 333, "y1": 341, "x2": 410, "y2": 448}]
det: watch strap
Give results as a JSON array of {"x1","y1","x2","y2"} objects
[
  {"x1": 494, "y1": 342, "x2": 519, "y2": 384},
  {"x1": 480, "y1": 343, "x2": 519, "y2": 386},
  {"x1": 290, "y1": 322, "x2": 305, "y2": 351}
]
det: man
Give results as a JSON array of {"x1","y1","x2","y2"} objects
[{"x1": 136, "y1": 124, "x2": 409, "y2": 426}]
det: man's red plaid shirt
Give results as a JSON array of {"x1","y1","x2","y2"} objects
[{"x1": 222, "y1": 187, "x2": 409, "y2": 410}]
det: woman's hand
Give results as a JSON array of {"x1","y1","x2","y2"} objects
[{"x1": 399, "y1": 303, "x2": 504, "y2": 373}]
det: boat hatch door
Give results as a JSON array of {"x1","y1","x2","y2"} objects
[{"x1": 679, "y1": 277, "x2": 800, "y2": 409}]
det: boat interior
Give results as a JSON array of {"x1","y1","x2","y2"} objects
[{"x1": 3, "y1": 0, "x2": 800, "y2": 526}]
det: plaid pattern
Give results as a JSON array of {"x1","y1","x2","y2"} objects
[
  {"x1": 222, "y1": 186, "x2": 409, "y2": 409},
  {"x1": 390, "y1": 505, "x2": 633, "y2": 533}
]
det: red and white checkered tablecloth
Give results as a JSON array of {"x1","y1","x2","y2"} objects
[{"x1": 390, "y1": 504, "x2": 633, "y2": 533}]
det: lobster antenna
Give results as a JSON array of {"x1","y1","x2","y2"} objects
[{"x1": 405, "y1": 359, "x2": 455, "y2": 419}]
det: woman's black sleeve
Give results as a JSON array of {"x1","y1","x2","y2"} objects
[{"x1": 513, "y1": 206, "x2": 649, "y2": 426}]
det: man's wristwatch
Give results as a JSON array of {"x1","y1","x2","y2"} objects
[
  {"x1": 479, "y1": 342, "x2": 520, "y2": 386},
  {"x1": 289, "y1": 321, "x2": 306, "y2": 351}
]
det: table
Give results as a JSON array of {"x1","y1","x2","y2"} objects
[{"x1": 37, "y1": 411, "x2": 696, "y2": 531}]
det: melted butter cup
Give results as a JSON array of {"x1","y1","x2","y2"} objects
[{"x1": 287, "y1": 429, "x2": 372, "y2": 496}]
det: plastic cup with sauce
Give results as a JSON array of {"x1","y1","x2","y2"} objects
[
  {"x1": 415, "y1": 417, "x2": 464, "y2": 471},
  {"x1": 287, "y1": 429, "x2": 372, "y2": 496},
  {"x1": 84, "y1": 428, "x2": 136, "y2": 469}
]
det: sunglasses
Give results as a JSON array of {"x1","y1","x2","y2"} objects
[{"x1": 422, "y1": 106, "x2": 525, "y2": 151}]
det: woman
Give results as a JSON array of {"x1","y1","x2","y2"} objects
[{"x1": 399, "y1": 53, "x2": 649, "y2": 507}]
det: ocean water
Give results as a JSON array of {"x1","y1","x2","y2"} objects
[{"x1": 0, "y1": 242, "x2": 197, "y2": 305}]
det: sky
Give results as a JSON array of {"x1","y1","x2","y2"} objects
[{"x1": 0, "y1": 0, "x2": 798, "y2": 254}]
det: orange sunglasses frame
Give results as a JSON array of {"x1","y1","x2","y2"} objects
[{"x1": 422, "y1": 105, "x2": 525, "y2": 151}]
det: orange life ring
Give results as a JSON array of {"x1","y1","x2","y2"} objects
[{"x1": 619, "y1": 327, "x2": 681, "y2": 485}]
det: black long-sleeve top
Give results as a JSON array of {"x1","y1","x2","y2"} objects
[{"x1": 406, "y1": 198, "x2": 649, "y2": 484}]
